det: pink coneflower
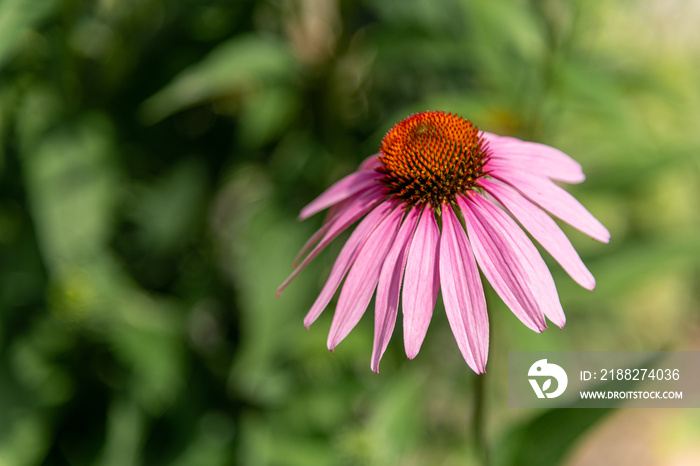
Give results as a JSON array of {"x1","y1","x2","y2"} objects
[{"x1": 278, "y1": 111, "x2": 609, "y2": 373}]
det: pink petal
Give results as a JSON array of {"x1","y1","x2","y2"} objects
[
  {"x1": 302, "y1": 200, "x2": 395, "y2": 328},
  {"x1": 487, "y1": 159, "x2": 584, "y2": 185},
  {"x1": 371, "y1": 206, "x2": 420, "y2": 373},
  {"x1": 492, "y1": 169, "x2": 610, "y2": 243},
  {"x1": 327, "y1": 204, "x2": 404, "y2": 351},
  {"x1": 292, "y1": 214, "x2": 336, "y2": 268},
  {"x1": 480, "y1": 131, "x2": 504, "y2": 146},
  {"x1": 359, "y1": 154, "x2": 382, "y2": 171},
  {"x1": 299, "y1": 170, "x2": 382, "y2": 220},
  {"x1": 293, "y1": 191, "x2": 369, "y2": 268},
  {"x1": 402, "y1": 206, "x2": 440, "y2": 359},
  {"x1": 480, "y1": 178, "x2": 596, "y2": 290},
  {"x1": 482, "y1": 131, "x2": 585, "y2": 184},
  {"x1": 458, "y1": 194, "x2": 563, "y2": 331},
  {"x1": 439, "y1": 203, "x2": 489, "y2": 373},
  {"x1": 277, "y1": 187, "x2": 384, "y2": 296}
]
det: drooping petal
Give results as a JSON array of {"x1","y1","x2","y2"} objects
[
  {"x1": 459, "y1": 194, "x2": 562, "y2": 331},
  {"x1": 480, "y1": 178, "x2": 595, "y2": 290},
  {"x1": 359, "y1": 154, "x2": 382, "y2": 171},
  {"x1": 493, "y1": 168, "x2": 610, "y2": 243},
  {"x1": 292, "y1": 213, "x2": 336, "y2": 268},
  {"x1": 487, "y1": 158, "x2": 584, "y2": 185},
  {"x1": 482, "y1": 132, "x2": 585, "y2": 183},
  {"x1": 439, "y1": 203, "x2": 489, "y2": 373},
  {"x1": 299, "y1": 170, "x2": 382, "y2": 220},
  {"x1": 327, "y1": 204, "x2": 404, "y2": 351},
  {"x1": 371, "y1": 206, "x2": 420, "y2": 373},
  {"x1": 402, "y1": 206, "x2": 440, "y2": 359},
  {"x1": 278, "y1": 187, "x2": 384, "y2": 296},
  {"x1": 292, "y1": 188, "x2": 376, "y2": 268},
  {"x1": 481, "y1": 133, "x2": 527, "y2": 150},
  {"x1": 302, "y1": 200, "x2": 394, "y2": 328}
]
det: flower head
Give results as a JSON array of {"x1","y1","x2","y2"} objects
[{"x1": 278, "y1": 111, "x2": 609, "y2": 373}]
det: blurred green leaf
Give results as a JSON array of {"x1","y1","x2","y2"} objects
[
  {"x1": 95, "y1": 399, "x2": 145, "y2": 466},
  {"x1": 140, "y1": 34, "x2": 298, "y2": 123},
  {"x1": 19, "y1": 113, "x2": 120, "y2": 271},
  {"x1": 495, "y1": 407, "x2": 613, "y2": 466},
  {"x1": 0, "y1": 0, "x2": 58, "y2": 70},
  {"x1": 0, "y1": 411, "x2": 49, "y2": 466},
  {"x1": 239, "y1": 86, "x2": 301, "y2": 148},
  {"x1": 583, "y1": 237, "x2": 700, "y2": 302}
]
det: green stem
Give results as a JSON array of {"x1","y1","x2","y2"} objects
[{"x1": 473, "y1": 372, "x2": 490, "y2": 465}]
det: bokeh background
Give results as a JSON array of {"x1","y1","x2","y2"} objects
[{"x1": 1, "y1": 0, "x2": 699, "y2": 465}]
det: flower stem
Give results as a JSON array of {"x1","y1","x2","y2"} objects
[{"x1": 473, "y1": 372, "x2": 490, "y2": 465}]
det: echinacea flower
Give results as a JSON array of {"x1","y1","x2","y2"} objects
[{"x1": 278, "y1": 111, "x2": 609, "y2": 373}]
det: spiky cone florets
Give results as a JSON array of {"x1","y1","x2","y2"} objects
[{"x1": 377, "y1": 111, "x2": 490, "y2": 208}]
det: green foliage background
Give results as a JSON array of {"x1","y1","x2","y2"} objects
[{"x1": 1, "y1": 0, "x2": 699, "y2": 465}]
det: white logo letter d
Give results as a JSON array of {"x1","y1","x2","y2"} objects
[{"x1": 528, "y1": 359, "x2": 568, "y2": 398}]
